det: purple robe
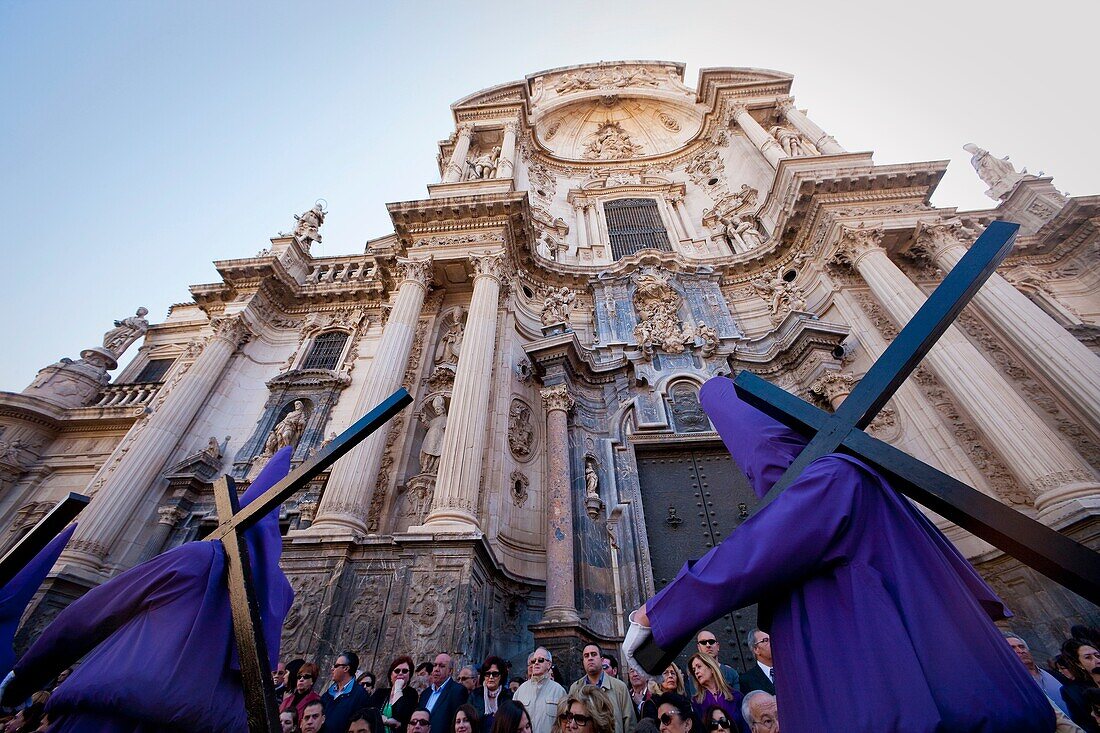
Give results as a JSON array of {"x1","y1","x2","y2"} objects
[
  {"x1": 9, "y1": 448, "x2": 295, "y2": 731},
  {"x1": 646, "y1": 377, "x2": 1054, "y2": 733}
]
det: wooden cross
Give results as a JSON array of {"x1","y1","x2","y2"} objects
[
  {"x1": 0, "y1": 493, "x2": 88, "y2": 588},
  {"x1": 205, "y1": 388, "x2": 412, "y2": 732},
  {"x1": 636, "y1": 220, "x2": 1100, "y2": 673}
]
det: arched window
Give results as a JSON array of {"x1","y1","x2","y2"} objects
[
  {"x1": 301, "y1": 331, "x2": 348, "y2": 371},
  {"x1": 604, "y1": 198, "x2": 673, "y2": 260}
]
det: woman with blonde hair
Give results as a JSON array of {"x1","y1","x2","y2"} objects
[
  {"x1": 640, "y1": 663, "x2": 685, "y2": 719},
  {"x1": 686, "y1": 655, "x2": 746, "y2": 732},
  {"x1": 551, "y1": 685, "x2": 615, "y2": 733}
]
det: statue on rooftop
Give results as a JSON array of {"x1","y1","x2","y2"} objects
[
  {"x1": 293, "y1": 202, "x2": 327, "y2": 247},
  {"x1": 102, "y1": 307, "x2": 150, "y2": 357},
  {"x1": 963, "y1": 143, "x2": 1027, "y2": 200}
]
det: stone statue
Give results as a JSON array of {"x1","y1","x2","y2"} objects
[
  {"x1": 752, "y1": 268, "x2": 806, "y2": 323},
  {"x1": 770, "y1": 126, "x2": 813, "y2": 157},
  {"x1": 203, "y1": 436, "x2": 222, "y2": 461},
  {"x1": 468, "y1": 147, "x2": 500, "y2": 180},
  {"x1": 540, "y1": 286, "x2": 575, "y2": 326},
  {"x1": 263, "y1": 400, "x2": 308, "y2": 455},
  {"x1": 725, "y1": 216, "x2": 765, "y2": 251},
  {"x1": 535, "y1": 233, "x2": 560, "y2": 260},
  {"x1": 434, "y1": 307, "x2": 465, "y2": 365},
  {"x1": 293, "y1": 203, "x2": 326, "y2": 247},
  {"x1": 102, "y1": 307, "x2": 150, "y2": 356},
  {"x1": 632, "y1": 270, "x2": 689, "y2": 360},
  {"x1": 695, "y1": 321, "x2": 719, "y2": 357},
  {"x1": 584, "y1": 458, "x2": 600, "y2": 499},
  {"x1": 963, "y1": 143, "x2": 1027, "y2": 200},
  {"x1": 418, "y1": 395, "x2": 448, "y2": 474}
]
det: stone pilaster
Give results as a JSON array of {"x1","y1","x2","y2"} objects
[
  {"x1": 310, "y1": 257, "x2": 433, "y2": 535},
  {"x1": 911, "y1": 221, "x2": 1100, "y2": 439},
  {"x1": 776, "y1": 97, "x2": 845, "y2": 155},
  {"x1": 832, "y1": 226, "x2": 1099, "y2": 515},
  {"x1": 416, "y1": 251, "x2": 505, "y2": 532},
  {"x1": 574, "y1": 203, "x2": 590, "y2": 248},
  {"x1": 729, "y1": 103, "x2": 784, "y2": 168},
  {"x1": 497, "y1": 122, "x2": 518, "y2": 179},
  {"x1": 443, "y1": 123, "x2": 473, "y2": 183},
  {"x1": 63, "y1": 315, "x2": 253, "y2": 573},
  {"x1": 586, "y1": 204, "x2": 601, "y2": 247},
  {"x1": 539, "y1": 384, "x2": 579, "y2": 624}
]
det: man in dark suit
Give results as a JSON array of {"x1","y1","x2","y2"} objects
[
  {"x1": 738, "y1": 629, "x2": 775, "y2": 696},
  {"x1": 420, "y1": 652, "x2": 469, "y2": 733}
]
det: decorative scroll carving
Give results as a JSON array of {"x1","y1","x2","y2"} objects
[
  {"x1": 508, "y1": 399, "x2": 535, "y2": 459},
  {"x1": 631, "y1": 270, "x2": 690, "y2": 360},
  {"x1": 809, "y1": 372, "x2": 857, "y2": 407},
  {"x1": 396, "y1": 257, "x2": 434, "y2": 288},
  {"x1": 540, "y1": 384, "x2": 574, "y2": 413},
  {"x1": 509, "y1": 470, "x2": 529, "y2": 508}
]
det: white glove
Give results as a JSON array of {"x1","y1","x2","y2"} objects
[{"x1": 622, "y1": 610, "x2": 655, "y2": 681}]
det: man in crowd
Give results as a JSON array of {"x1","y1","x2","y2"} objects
[
  {"x1": 409, "y1": 708, "x2": 432, "y2": 733},
  {"x1": 685, "y1": 630, "x2": 739, "y2": 695},
  {"x1": 602, "y1": 654, "x2": 620, "y2": 679},
  {"x1": 569, "y1": 644, "x2": 635, "y2": 733},
  {"x1": 1004, "y1": 633, "x2": 1069, "y2": 715},
  {"x1": 738, "y1": 629, "x2": 774, "y2": 697},
  {"x1": 323, "y1": 650, "x2": 371, "y2": 733},
  {"x1": 458, "y1": 665, "x2": 479, "y2": 693},
  {"x1": 741, "y1": 691, "x2": 778, "y2": 732},
  {"x1": 420, "y1": 652, "x2": 468, "y2": 733},
  {"x1": 514, "y1": 647, "x2": 565, "y2": 733},
  {"x1": 301, "y1": 699, "x2": 326, "y2": 733},
  {"x1": 273, "y1": 661, "x2": 289, "y2": 698}
]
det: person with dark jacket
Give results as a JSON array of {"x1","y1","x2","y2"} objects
[
  {"x1": 370, "y1": 655, "x2": 421, "y2": 733},
  {"x1": 420, "y1": 653, "x2": 469, "y2": 733},
  {"x1": 322, "y1": 650, "x2": 371, "y2": 733},
  {"x1": 470, "y1": 656, "x2": 513, "y2": 733},
  {"x1": 281, "y1": 662, "x2": 323, "y2": 724}
]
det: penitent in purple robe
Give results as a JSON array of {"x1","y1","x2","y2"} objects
[
  {"x1": 646, "y1": 377, "x2": 1054, "y2": 733},
  {"x1": 8, "y1": 447, "x2": 295, "y2": 732}
]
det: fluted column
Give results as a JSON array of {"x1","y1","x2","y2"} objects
[
  {"x1": 586, "y1": 203, "x2": 601, "y2": 246},
  {"x1": 665, "y1": 194, "x2": 689, "y2": 241},
  {"x1": 575, "y1": 203, "x2": 590, "y2": 248},
  {"x1": 311, "y1": 257, "x2": 434, "y2": 534},
  {"x1": 417, "y1": 251, "x2": 505, "y2": 532},
  {"x1": 539, "y1": 384, "x2": 580, "y2": 624},
  {"x1": 729, "y1": 103, "x2": 784, "y2": 168},
  {"x1": 833, "y1": 226, "x2": 1099, "y2": 514},
  {"x1": 139, "y1": 505, "x2": 187, "y2": 561},
  {"x1": 443, "y1": 123, "x2": 473, "y2": 183},
  {"x1": 912, "y1": 221, "x2": 1100, "y2": 438},
  {"x1": 776, "y1": 97, "x2": 845, "y2": 155},
  {"x1": 65, "y1": 316, "x2": 253, "y2": 572},
  {"x1": 497, "y1": 122, "x2": 518, "y2": 179}
]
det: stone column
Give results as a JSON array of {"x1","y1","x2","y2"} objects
[
  {"x1": 669, "y1": 193, "x2": 699, "y2": 241},
  {"x1": 311, "y1": 257, "x2": 434, "y2": 535},
  {"x1": 140, "y1": 504, "x2": 187, "y2": 561},
  {"x1": 574, "y1": 203, "x2": 589, "y2": 248},
  {"x1": 664, "y1": 194, "x2": 689, "y2": 241},
  {"x1": 417, "y1": 251, "x2": 505, "y2": 532},
  {"x1": 497, "y1": 122, "x2": 518, "y2": 179},
  {"x1": 65, "y1": 316, "x2": 253, "y2": 572},
  {"x1": 539, "y1": 384, "x2": 580, "y2": 623},
  {"x1": 586, "y1": 204, "x2": 601, "y2": 246},
  {"x1": 443, "y1": 123, "x2": 473, "y2": 183},
  {"x1": 729, "y1": 103, "x2": 784, "y2": 168},
  {"x1": 809, "y1": 371, "x2": 858, "y2": 410},
  {"x1": 833, "y1": 226, "x2": 1099, "y2": 514},
  {"x1": 912, "y1": 221, "x2": 1100, "y2": 438},
  {"x1": 776, "y1": 97, "x2": 845, "y2": 155}
]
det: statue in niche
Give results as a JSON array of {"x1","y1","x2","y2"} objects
[
  {"x1": 293, "y1": 202, "x2": 326, "y2": 247},
  {"x1": 262, "y1": 400, "x2": 308, "y2": 455},
  {"x1": 418, "y1": 395, "x2": 448, "y2": 474},
  {"x1": 540, "y1": 286, "x2": 575, "y2": 326},
  {"x1": 508, "y1": 400, "x2": 534, "y2": 458},
  {"x1": 725, "y1": 216, "x2": 766, "y2": 251},
  {"x1": 694, "y1": 321, "x2": 719, "y2": 357},
  {"x1": 770, "y1": 125, "x2": 814, "y2": 157},
  {"x1": 584, "y1": 458, "x2": 600, "y2": 499},
  {"x1": 102, "y1": 307, "x2": 150, "y2": 356},
  {"x1": 433, "y1": 307, "x2": 465, "y2": 366},
  {"x1": 963, "y1": 143, "x2": 1027, "y2": 199},
  {"x1": 467, "y1": 147, "x2": 500, "y2": 180}
]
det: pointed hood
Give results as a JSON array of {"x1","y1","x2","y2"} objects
[{"x1": 699, "y1": 376, "x2": 808, "y2": 499}]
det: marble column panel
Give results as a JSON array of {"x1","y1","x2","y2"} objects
[
  {"x1": 539, "y1": 384, "x2": 580, "y2": 623},
  {"x1": 575, "y1": 204, "x2": 589, "y2": 249},
  {"x1": 586, "y1": 204, "x2": 601, "y2": 247},
  {"x1": 497, "y1": 122, "x2": 518, "y2": 179}
]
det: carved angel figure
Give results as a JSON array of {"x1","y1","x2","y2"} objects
[
  {"x1": 963, "y1": 143, "x2": 1027, "y2": 200},
  {"x1": 540, "y1": 286, "x2": 575, "y2": 326}
]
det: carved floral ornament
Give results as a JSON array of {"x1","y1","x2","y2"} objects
[
  {"x1": 414, "y1": 232, "x2": 505, "y2": 249},
  {"x1": 911, "y1": 220, "x2": 966, "y2": 262},
  {"x1": 809, "y1": 371, "x2": 858, "y2": 406},
  {"x1": 540, "y1": 384, "x2": 574, "y2": 413},
  {"x1": 396, "y1": 256, "x2": 434, "y2": 288},
  {"x1": 470, "y1": 251, "x2": 506, "y2": 281},
  {"x1": 831, "y1": 225, "x2": 885, "y2": 269}
]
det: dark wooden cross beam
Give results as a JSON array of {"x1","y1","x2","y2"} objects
[
  {"x1": 0, "y1": 493, "x2": 88, "y2": 588},
  {"x1": 205, "y1": 388, "x2": 412, "y2": 733},
  {"x1": 636, "y1": 220, "x2": 1100, "y2": 674}
]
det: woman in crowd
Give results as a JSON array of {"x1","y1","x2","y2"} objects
[
  {"x1": 454, "y1": 703, "x2": 481, "y2": 733},
  {"x1": 369, "y1": 655, "x2": 420, "y2": 733},
  {"x1": 491, "y1": 701, "x2": 532, "y2": 733},
  {"x1": 652, "y1": 693, "x2": 700, "y2": 733},
  {"x1": 359, "y1": 671, "x2": 378, "y2": 697},
  {"x1": 1060, "y1": 639, "x2": 1100, "y2": 733},
  {"x1": 551, "y1": 686, "x2": 615, "y2": 733},
  {"x1": 279, "y1": 709, "x2": 300, "y2": 733},
  {"x1": 280, "y1": 662, "x2": 322, "y2": 724},
  {"x1": 686, "y1": 655, "x2": 746, "y2": 733},
  {"x1": 702, "y1": 705, "x2": 732, "y2": 733},
  {"x1": 349, "y1": 707, "x2": 387, "y2": 733},
  {"x1": 640, "y1": 663, "x2": 685, "y2": 720},
  {"x1": 471, "y1": 655, "x2": 512, "y2": 733}
]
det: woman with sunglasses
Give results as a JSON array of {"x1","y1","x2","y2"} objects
[
  {"x1": 551, "y1": 686, "x2": 615, "y2": 733},
  {"x1": 652, "y1": 692, "x2": 702, "y2": 733},
  {"x1": 472, "y1": 655, "x2": 513, "y2": 733},
  {"x1": 369, "y1": 655, "x2": 420, "y2": 733},
  {"x1": 280, "y1": 662, "x2": 322, "y2": 725},
  {"x1": 686, "y1": 655, "x2": 747, "y2": 733},
  {"x1": 702, "y1": 706, "x2": 734, "y2": 733}
]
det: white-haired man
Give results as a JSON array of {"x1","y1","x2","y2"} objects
[
  {"x1": 514, "y1": 646, "x2": 565, "y2": 733},
  {"x1": 1004, "y1": 633, "x2": 1070, "y2": 717}
]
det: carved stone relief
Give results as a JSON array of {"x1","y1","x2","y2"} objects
[
  {"x1": 631, "y1": 270, "x2": 691, "y2": 360},
  {"x1": 668, "y1": 383, "x2": 708, "y2": 433},
  {"x1": 508, "y1": 399, "x2": 536, "y2": 460},
  {"x1": 509, "y1": 470, "x2": 529, "y2": 508}
]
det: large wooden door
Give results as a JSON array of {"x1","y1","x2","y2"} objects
[{"x1": 637, "y1": 446, "x2": 762, "y2": 671}]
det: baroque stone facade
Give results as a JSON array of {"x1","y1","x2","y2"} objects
[{"x1": 2, "y1": 60, "x2": 1098, "y2": 671}]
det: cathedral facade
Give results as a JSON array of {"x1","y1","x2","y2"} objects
[{"x1": 3, "y1": 61, "x2": 1098, "y2": 677}]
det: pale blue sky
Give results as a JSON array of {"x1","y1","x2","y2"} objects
[{"x1": 1, "y1": 0, "x2": 1096, "y2": 389}]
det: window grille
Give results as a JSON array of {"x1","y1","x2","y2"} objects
[
  {"x1": 302, "y1": 331, "x2": 348, "y2": 371},
  {"x1": 604, "y1": 198, "x2": 673, "y2": 260},
  {"x1": 133, "y1": 358, "x2": 174, "y2": 383}
]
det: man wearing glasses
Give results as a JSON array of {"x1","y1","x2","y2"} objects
[
  {"x1": 684, "y1": 632, "x2": 739, "y2": 696},
  {"x1": 420, "y1": 652, "x2": 469, "y2": 733},
  {"x1": 514, "y1": 647, "x2": 566, "y2": 733},
  {"x1": 737, "y1": 630, "x2": 774, "y2": 697},
  {"x1": 740, "y1": 691, "x2": 778, "y2": 732},
  {"x1": 323, "y1": 650, "x2": 371, "y2": 733}
]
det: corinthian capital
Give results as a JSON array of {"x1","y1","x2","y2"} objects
[
  {"x1": 775, "y1": 96, "x2": 795, "y2": 113},
  {"x1": 911, "y1": 220, "x2": 965, "y2": 262},
  {"x1": 210, "y1": 315, "x2": 254, "y2": 349},
  {"x1": 156, "y1": 504, "x2": 188, "y2": 526},
  {"x1": 831, "y1": 224, "x2": 885, "y2": 269},
  {"x1": 540, "y1": 384, "x2": 574, "y2": 413},
  {"x1": 809, "y1": 371, "x2": 857, "y2": 406},
  {"x1": 396, "y1": 256, "x2": 434, "y2": 289},
  {"x1": 470, "y1": 251, "x2": 506, "y2": 282},
  {"x1": 502, "y1": 121, "x2": 519, "y2": 136},
  {"x1": 456, "y1": 122, "x2": 475, "y2": 137},
  {"x1": 726, "y1": 101, "x2": 748, "y2": 123}
]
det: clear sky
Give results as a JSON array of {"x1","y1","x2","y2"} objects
[{"x1": 1, "y1": 0, "x2": 1096, "y2": 389}]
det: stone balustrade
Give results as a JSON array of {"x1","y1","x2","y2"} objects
[
  {"x1": 305, "y1": 258, "x2": 375, "y2": 285},
  {"x1": 93, "y1": 382, "x2": 162, "y2": 408}
]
